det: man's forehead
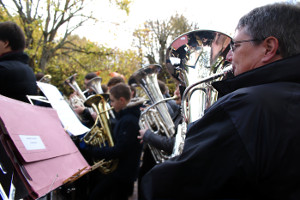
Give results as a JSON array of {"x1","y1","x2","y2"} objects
[{"x1": 233, "y1": 28, "x2": 248, "y2": 40}]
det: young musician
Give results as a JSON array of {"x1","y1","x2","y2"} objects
[
  {"x1": 141, "y1": 3, "x2": 300, "y2": 199},
  {"x1": 83, "y1": 83, "x2": 143, "y2": 200}
]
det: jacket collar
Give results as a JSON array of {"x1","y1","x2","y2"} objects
[
  {"x1": 116, "y1": 101, "x2": 143, "y2": 119},
  {"x1": 212, "y1": 54, "x2": 300, "y2": 96},
  {"x1": 0, "y1": 51, "x2": 29, "y2": 64}
]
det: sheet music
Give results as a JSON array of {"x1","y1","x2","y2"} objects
[{"x1": 37, "y1": 82, "x2": 90, "y2": 136}]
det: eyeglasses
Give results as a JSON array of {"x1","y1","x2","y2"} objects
[{"x1": 230, "y1": 39, "x2": 264, "y2": 52}]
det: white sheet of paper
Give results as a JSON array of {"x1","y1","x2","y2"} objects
[
  {"x1": 19, "y1": 135, "x2": 46, "y2": 150},
  {"x1": 37, "y1": 82, "x2": 90, "y2": 136}
]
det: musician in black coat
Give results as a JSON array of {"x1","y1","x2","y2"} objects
[
  {"x1": 0, "y1": 21, "x2": 37, "y2": 200},
  {"x1": 138, "y1": 84, "x2": 182, "y2": 154},
  {"x1": 83, "y1": 83, "x2": 143, "y2": 200},
  {"x1": 70, "y1": 72, "x2": 98, "y2": 128},
  {"x1": 137, "y1": 85, "x2": 182, "y2": 200},
  {"x1": 0, "y1": 21, "x2": 37, "y2": 103},
  {"x1": 141, "y1": 3, "x2": 300, "y2": 199}
]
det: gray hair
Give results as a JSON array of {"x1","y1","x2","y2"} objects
[{"x1": 237, "y1": 3, "x2": 300, "y2": 58}]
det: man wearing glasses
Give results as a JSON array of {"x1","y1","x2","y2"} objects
[{"x1": 141, "y1": 3, "x2": 300, "y2": 200}]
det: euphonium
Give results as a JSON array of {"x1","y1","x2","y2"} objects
[
  {"x1": 165, "y1": 30, "x2": 233, "y2": 157},
  {"x1": 81, "y1": 76, "x2": 118, "y2": 174},
  {"x1": 129, "y1": 64, "x2": 177, "y2": 164}
]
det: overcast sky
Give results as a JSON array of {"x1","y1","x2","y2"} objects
[{"x1": 73, "y1": 0, "x2": 298, "y2": 50}]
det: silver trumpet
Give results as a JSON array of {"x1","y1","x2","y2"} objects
[
  {"x1": 165, "y1": 30, "x2": 233, "y2": 157},
  {"x1": 129, "y1": 64, "x2": 177, "y2": 164}
]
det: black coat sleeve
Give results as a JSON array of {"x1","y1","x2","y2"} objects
[
  {"x1": 85, "y1": 115, "x2": 140, "y2": 160},
  {"x1": 143, "y1": 129, "x2": 174, "y2": 154}
]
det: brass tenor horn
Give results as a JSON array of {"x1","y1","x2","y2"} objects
[
  {"x1": 81, "y1": 76, "x2": 118, "y2": 174},
  {"x1": 165, "y1": 30, "x2": 233, "y2": 157}
]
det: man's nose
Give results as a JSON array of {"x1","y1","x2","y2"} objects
[{"x1": 226, "y1": 50, "x2": 233, "y2": 62}]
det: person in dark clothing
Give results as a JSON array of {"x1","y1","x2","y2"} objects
[
  {"x1": 141, "y1": 3, "x2": 300, "y2": 200},
  {"x1": 70, "y1": 72, "x2": 98, "y2": 128},
  {"x1": 137, "y1": 84, "x2": 182, "y2": 200},
  {"x1": 138, "y1": 84, "x2": 182, "y2": 155},
  {"x1": 157, "y1": 79, "x2": 179, "y2": 119},
  {"x1": 0, "y1": 21, "x2": 37, "y2": 103},
  {"x1": 0, "y1": 21, "x2": 37, "y2": 200},
  {"x1": 105, "y1": 75, "x2": 127, "y2": 128},
  {"x1": 83, "y1": 83, "x2": 143, "y2": 200},
  {"x1": 67, "y1": 72, "x2": 109, "y2": 200}
]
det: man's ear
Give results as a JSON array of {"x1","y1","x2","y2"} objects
[
  {"x1": 2, "y1": 40, "x2": 9, "y2": 48},
  {"x1": 261, "y1": 36, "x2": 281, "y2": 63}
]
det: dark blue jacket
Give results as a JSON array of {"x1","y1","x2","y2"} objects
[
  {"x1": 0, "y1": 51, "x2": 37, "y2": 103},
  {"x1": 142, "y1": 54, "x2": 300, "y2": 200},
  {"x1": 87, "y1": 103, "x2": 143, "y2": 182}
]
